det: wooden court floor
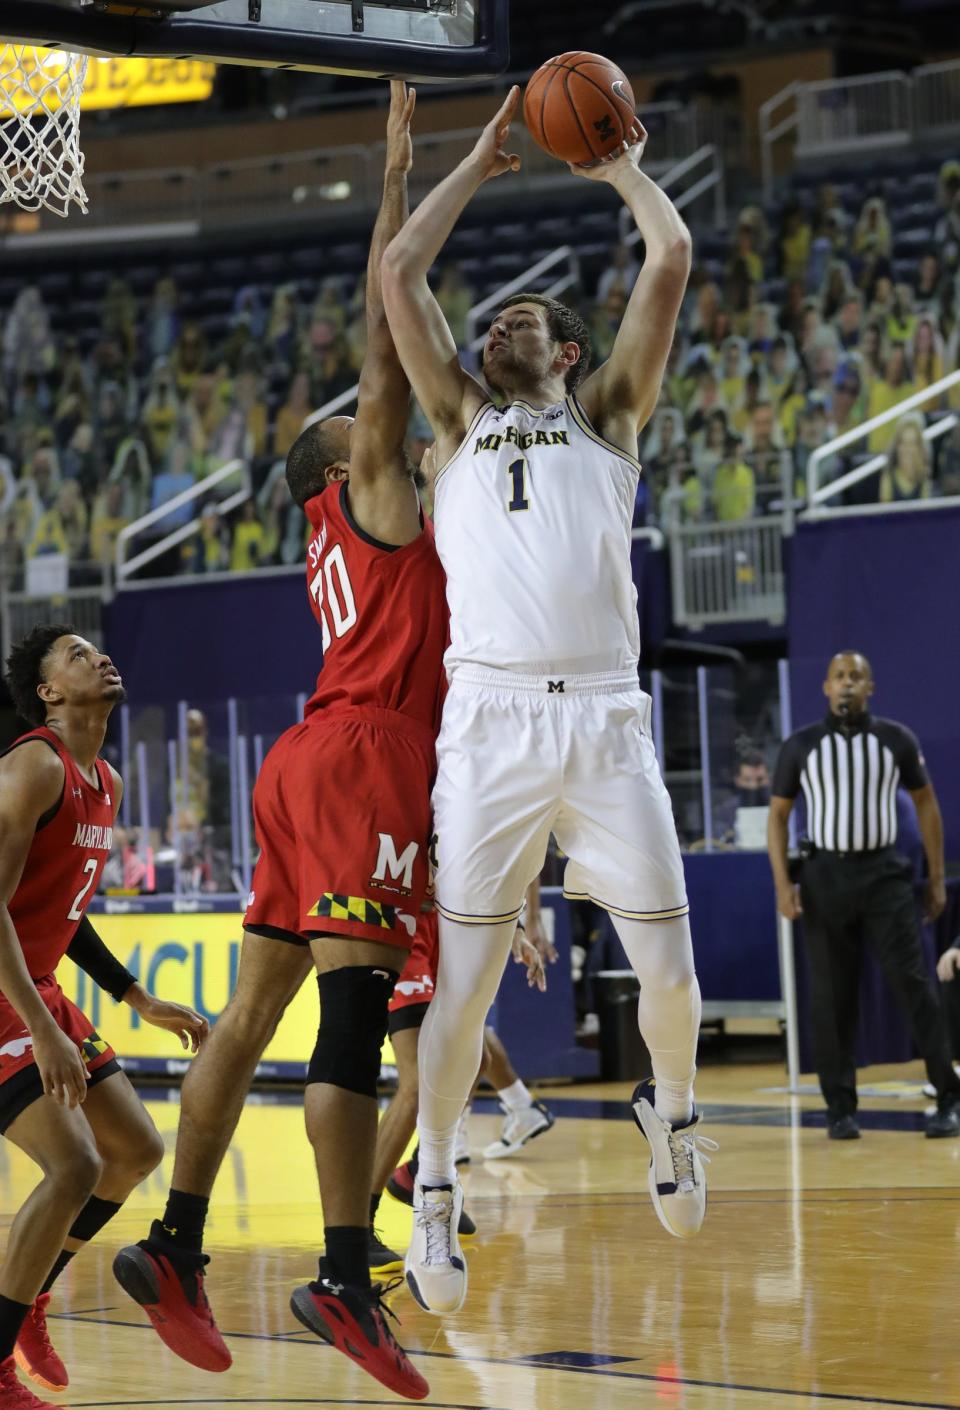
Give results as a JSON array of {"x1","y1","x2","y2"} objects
[{"x1": 1, "y1": 1060, "x2": 959, "y2": 1410}]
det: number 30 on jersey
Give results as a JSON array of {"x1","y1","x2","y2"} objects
[{"x1": 310, "y1": 542, "x2": 358, "y2": 651}]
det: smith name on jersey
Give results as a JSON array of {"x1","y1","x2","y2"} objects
[{"x1": 434, "y1": 395, "x2": 642, "y2": 678}]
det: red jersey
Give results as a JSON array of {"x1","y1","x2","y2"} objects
[
  {"x1": 303, "y1": 482, "x2": 448, "y2": 729},
  {"x1": 4, "y1": 728, "x2": 115, "y2": 981}
]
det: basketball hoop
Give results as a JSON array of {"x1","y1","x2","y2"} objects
[{"x1": 0, "y1": 44, "x2": 88, "y2": 218}]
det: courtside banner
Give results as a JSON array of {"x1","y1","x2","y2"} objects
[{"x1": 58, "y1": 912, "x2": 323, "y2": 1078}]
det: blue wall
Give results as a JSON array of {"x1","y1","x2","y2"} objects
[
  {"x1": 105, "y1": 544, "x2": 669, "y2": 705},
  {"x1": 105, "y1": 572, "x2": 321, "y2": 704},
  {"x1": 788, "y1": 508, "x2": 960, "y2": 858}
]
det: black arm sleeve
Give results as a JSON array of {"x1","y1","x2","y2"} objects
[
  {"x1": 66, "y1": 916, "x2": 136, "y2": 1003},
  {"x1": 771, "y1": 734, "x2": 804, "y2": 800}
]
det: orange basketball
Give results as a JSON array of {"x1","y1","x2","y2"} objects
[{"x1": 523, "y1": 52, "x2": 636, "y2": 166}]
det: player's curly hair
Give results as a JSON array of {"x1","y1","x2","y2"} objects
[
  {"x1": 286, "y1": 422, "x2": 343, "y2": 508},
  {"x1": 5, "y1": 623, "x2": 77, "y2": 726},
  {"x1": 496, "y1": 291, "x2": 592, "y2": 391}
]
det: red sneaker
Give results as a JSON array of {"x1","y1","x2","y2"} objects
[
  {"x1": 14, "y1": 1295, "x2": 67, "y2": 1392},
  {"x1": 112, "y1": 1244, "x2": 231, "y2": 1372},
  {"x1": 0, "y1": 1354, "x2": 57, "y2": 1409},
  {"x1": 386, "y1": 1160, "x2": 416, "y2": 1205},
  {"x1": 291, "y1": 1263, "x2": 429, "y2": 1402}
]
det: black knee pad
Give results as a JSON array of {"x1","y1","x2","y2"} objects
[{"x1": 306, "y1": 966, "x2": 397, "y2": 1097}]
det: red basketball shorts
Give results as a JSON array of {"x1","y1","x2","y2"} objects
[
  {"x1": 0, "y1": 974, "x2": 119, "y2": 1134},
  {"x1": 244, "y1": 706, "x2": 436, "y2": 950},
  {"x1": 388, "y1": 909, "x2": 439, "y2": 1016}
]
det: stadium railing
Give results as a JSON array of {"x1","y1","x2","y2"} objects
[
  {"x1": 804, "y1": 368, "x2": 960, "y2": 520},
  {"x1": 760, "y1": 58, "x2": 960, "y2": 200},
  {"x1": 114, "y1": 457, "x2": 250, "y2": 584},
  {"x1": 663, "y1": 449, "x2": 795, "y2": 631},
  {"x1": 0, "y1": 561, "x2": 110, "y2": 661}
]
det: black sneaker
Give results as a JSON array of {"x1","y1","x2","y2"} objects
[
  {"x1": 926, "y1": 1098, "x2": 960, "y2": 1139},
  {"x1": 291, "y1": 1259, "x2": 428, "y2": 1401},
  {"x1": 387, "y1": 1159, "x2": 477, "y2": 1237},
  {"x1": 827, "y1": 1114, "x2": 861, "y2": 1140},
  {"x1": 368, "y1": 1225, "x2": 403, "y2": 1276}
]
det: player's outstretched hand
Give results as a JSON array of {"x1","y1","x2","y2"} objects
[
  {"x1": 137, "y1": 995, "x2": 209, "y2": 1054},
  {"x1": 512, "y1": 926, "x2": 547, "y2": 992},
  {"x1": 385, "y1": 79, "x2": 416, "y2": 175},
  {"x1": 468, "y1": 86, "x2": 522, "y2": 182},
  {"x1": 33, "y1": 1024, "x2": 89, "y2": 1108},
  {"x1": 568, "y1": 121, "x2": 648, "y2": 182}
]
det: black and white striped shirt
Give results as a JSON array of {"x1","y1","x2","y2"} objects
[{"x1": 772, "y1": 713, "x2": 928, "y2": 852}]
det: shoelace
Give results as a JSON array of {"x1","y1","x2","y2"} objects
[
  {"x1": 666, "y1": 1126, "x2": 719, "y2": 1193},
  {"x1": 368, "y1": 1277, "x2": 411, "y2": 1369},
  {"x1": 415, "y1": 1192, "x2": 455, "y2": 1265},
  {"x1": 26, "y1": 1300, "x2": 56, "y2": 1360}
]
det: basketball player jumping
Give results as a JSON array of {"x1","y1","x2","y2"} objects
[
  {"x1": 114, "y1": 81, "x2": 440, "y2": 1402},
  {"x1": 381, "y1": 87, "x2": 714, "y2": 1316},
  {"x1": 0, "y1": 626, "x2": 208, "y2": 1410}
]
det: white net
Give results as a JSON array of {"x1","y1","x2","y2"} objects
[{"x1": 0, "y1": 44, "x2": 88, "y2": 218}]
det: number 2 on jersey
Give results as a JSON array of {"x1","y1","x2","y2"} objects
[
  {"x1": 309, "y1": 542, "x2": 358, "y2": 650},
  {"x1": 67, "y1": 858, "x2": 98, "y2": 922},
  {"x1": 507, "y1": 457, "x2": 530, "y2": 512}
]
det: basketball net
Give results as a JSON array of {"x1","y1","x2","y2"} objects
[{"x1": 0, "y1": 44, "x2": 89, "y2": 218}]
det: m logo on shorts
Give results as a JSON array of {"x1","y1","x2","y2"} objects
[
  {"x1": 548, "y1": 680, "x2": 565, "y2": 694},
  {"x1": 371, "y1": 833, "x2": 419, "y2": 895}
]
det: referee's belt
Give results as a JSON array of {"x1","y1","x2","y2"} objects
[{"x1": 802, "y1": 843, "x2": 898, "y2": 862}]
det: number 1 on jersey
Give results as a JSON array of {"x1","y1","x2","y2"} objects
[{"x1": 507, "y1": 457, "x2": 530, "y2": 512}]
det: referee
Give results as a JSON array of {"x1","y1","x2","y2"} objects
[{"x1": 768, "y1": 650, "x2": 960, "y2": 1139}]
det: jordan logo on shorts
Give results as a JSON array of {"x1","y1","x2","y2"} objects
[{"x1": 548, "y1": 680, "x2": 565, "y2": 693}]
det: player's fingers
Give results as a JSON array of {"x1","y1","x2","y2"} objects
[
  {"x1": 405, "y1": 87, "x2": 417, "y2": 122},
  {"x1": 389, "y1": 78, "x2": 406, "y2": 107},
  {"x1": 496, "y1": 85, "x2": 520, "y2": 124}
]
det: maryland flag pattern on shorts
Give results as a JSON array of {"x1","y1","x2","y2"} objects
[
  {"x1": 81, "y1": 1032, "x2": 110, "y2": 1066},
  {"x1": 308, "y1": 893, "x2": 397, "y2": 930}
]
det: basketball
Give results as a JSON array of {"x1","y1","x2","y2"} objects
[{"x1": 523, "y1": 52, "x2": 637, "y2": 166}]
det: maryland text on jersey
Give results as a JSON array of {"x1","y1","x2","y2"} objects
[{"x1": 73, "y1": 822, "x2": 114, "y2": 851}]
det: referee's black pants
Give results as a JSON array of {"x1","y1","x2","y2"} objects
[{"x1": 799, "y1": 847, "x2": 960, "y2": 1120}]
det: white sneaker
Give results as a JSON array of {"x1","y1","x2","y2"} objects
[
  {"x1": 454, "y1": 1110, "x2": 471, "y2": 1166},
  {"x1": 631, "y1": 1079, "x2": 717, "y2": 1239},
  {"x1": 483, "y1": 1099, "x2": 555, "y2": 1160},
  {"x1": 404, "y1": 1180, "x2": 467, "y2": 1315}
]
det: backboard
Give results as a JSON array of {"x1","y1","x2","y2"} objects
[{"x1": 2, "y1": 0, "x2": 509, "y2": 81}]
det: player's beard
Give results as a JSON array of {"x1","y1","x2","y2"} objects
[
  {"x1": 103, "y1": 683, "x2": 128, "y2": 708},
  {"x1": 482, "y1": 346, "x2": 525, "y2": 396}
]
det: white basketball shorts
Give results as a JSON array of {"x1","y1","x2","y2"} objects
[{"x1": 432, "y1": 665, "x2": 689, "y2": 926}]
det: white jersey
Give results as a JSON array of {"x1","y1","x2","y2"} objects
[{"x1": 433, "y1": 395, "x2": 642, "y2": 676}]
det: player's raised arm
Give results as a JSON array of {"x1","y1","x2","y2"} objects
[
  {"x1": 573, "y1": 129, "x2": 692, "y2": 450},
  {"x1": 0, "y1": 744, "x2": 89, "y2": 1106},
  {"x1": 381, "y1": 88, "x2": 522, "y2": 446},
  {"x1": 350, "y1": 81, "x2": 418, "y2": 487}
]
